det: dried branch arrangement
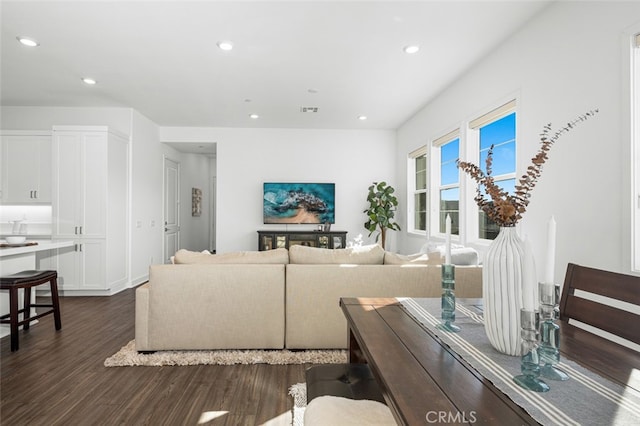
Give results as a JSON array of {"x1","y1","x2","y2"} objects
[{"x1": 457, "y1": 109, "x2": 599, "y2": 227}]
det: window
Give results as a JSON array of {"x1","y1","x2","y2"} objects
[
  {"x1": 435, "y1": 133, "x2": 460, "y2": 235},
  {"x1": 407, "y1": 100, "x2": 516, "y2": 243},
  {"x1": 470, "y1": 102, "x2": 517, "y2": 240},
  {"x1": 409, "y1": 146, "x2": 428, "y2": 233}
]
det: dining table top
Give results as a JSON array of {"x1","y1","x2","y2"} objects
[{"x1": 340, "y1": 297, "x2": 640, "y2": 426}]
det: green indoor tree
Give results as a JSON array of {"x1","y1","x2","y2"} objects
[{"x1": 363, "y1": 181, "x2": 401, "y2": 249}]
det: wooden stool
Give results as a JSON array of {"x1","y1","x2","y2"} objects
[{"x1": 0, "y1": 270, "x2": 61, "y2": 351}]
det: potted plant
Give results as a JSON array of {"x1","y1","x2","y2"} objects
[{"x1": 363, "y1": 181, "x2": 401, "y2": 249}]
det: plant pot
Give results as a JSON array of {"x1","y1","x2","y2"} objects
[{"x1": 482, "y1": 226, "x2": 529, "y2": 356}]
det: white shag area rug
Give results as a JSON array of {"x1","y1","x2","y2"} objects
[
  {"x1": 104, "y1": 340, "x2": 348, "y2": 367},
  {"x1": 288, "y1": 383, "x2": 307, "y2": 426}
]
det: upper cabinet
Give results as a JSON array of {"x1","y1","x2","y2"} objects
[
  {"x1": 0, "y1": 131, "x2": 52, "y2": 204},
  {"x1": 52, "y1": 126, "x2": 128, "y2": 239},
  {"x1": 53, "y1": 129, "x2": 108, "y2": 237}
]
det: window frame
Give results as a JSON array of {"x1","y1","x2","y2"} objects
[
  {"x1": 407, "y1": 145, "x2": 428, "y2": 236},
  {"x1": 631, "y1": 32, "x2": 640, "y2": 272},
  {"x1": 468, "y1": 101, "x2": 517, "y2": 242},
  {"x1": 432, "y1": 130, "x2": 461, "y2": 239}
]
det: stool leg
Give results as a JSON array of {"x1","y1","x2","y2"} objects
[
  {"x1": 9, "y1": 287, "x2": 19, "y2": 351},
  {"x1": 50, "y1": 277, "x2": 62, "y2": 331},
  {"x1": 23, "y1": 287, "x2": 31, "y2": 330}
]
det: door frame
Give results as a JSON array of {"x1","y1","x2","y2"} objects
[{"x1": 163, "y1": 156, "x2": 181, "y2": 263}]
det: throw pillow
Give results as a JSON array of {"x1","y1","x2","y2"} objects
[
  {"x1": 383, "y1": 251, "x2": 431, "y2": 265},
  {"x1": 288, "y1": 243, "x2": 385, "y2": 264},
  {"x1": 421, "y1": 246, "x2": 480, "y2": 266},
  {"x1": 173, "y1": 247, "x2": 289, "y2": 264}
]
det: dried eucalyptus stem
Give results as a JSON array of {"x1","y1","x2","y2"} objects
[{"x1": 457, "y1": 109, "x2": 599, "y2": 227}]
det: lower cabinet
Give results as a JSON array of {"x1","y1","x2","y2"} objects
[
  {"x1": 55, "y1": 240, "x2": 106, "y2": 292},
  {"x1": 49, "y1": 239, "x2": 128, "y2": 295}
]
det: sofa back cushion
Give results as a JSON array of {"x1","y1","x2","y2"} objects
[
  {"x1": 289, "y1": 244, "x2": 384, "y2": 265},
  {"x1": 174, "y1": 247, "x2": 289, "y2": 264}
]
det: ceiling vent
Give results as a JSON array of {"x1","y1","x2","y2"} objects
[{"x1": 300, "y1": 106, "x2": 319, "y2": 113}]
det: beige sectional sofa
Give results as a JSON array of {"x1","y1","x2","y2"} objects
[{"x1": 135, "y1": 244, "x2": 482, "y2": 352}]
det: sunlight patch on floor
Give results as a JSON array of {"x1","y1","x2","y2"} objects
[
  {"x1": 260, "y1": 410, "x2": 293, "y2": 426},
  {"x1": 198, "y1": 411, "x2": 229, "y2": 424}
]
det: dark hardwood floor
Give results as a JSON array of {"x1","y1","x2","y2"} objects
[{"x1": 1, "y1": 288, "x2": 306, "y2": 425}]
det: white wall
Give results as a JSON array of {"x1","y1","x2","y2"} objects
[
  {"x1": 395, "y1": 1, "x2": 640, "y2": 280},
  {"x1": 1, "y1": 106, "x2": 132, "y2": 137},
  {"x1": 160, "y1": 127, "x2": 397, "y2": 253},
  {"x1": 129, "y1": 110, "x2": 164, "y2": 284}
]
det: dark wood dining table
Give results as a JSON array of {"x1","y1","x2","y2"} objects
[{"x1": 340, "y1": 297, "x2": 640, "y2": 426}]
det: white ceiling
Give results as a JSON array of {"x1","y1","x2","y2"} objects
[{"x1": 1, "y1": 0, "x2": 551, "y2": 132}]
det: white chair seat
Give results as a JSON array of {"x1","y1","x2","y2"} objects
[{"x1": 304, "y1": 395, "x2": 396, "y2": 425}]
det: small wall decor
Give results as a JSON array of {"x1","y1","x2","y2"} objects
[{"x1": 192, "y1": 188, "x2": 202, "y2": 216}]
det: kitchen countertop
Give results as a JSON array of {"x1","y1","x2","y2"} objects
[{"x1": 0, "y1": 240, "x2": 74, "y2": 257}]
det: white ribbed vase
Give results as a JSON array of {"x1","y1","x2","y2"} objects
[{"x1": 483, "y1": 227, "x2": 526, "y2": 356}]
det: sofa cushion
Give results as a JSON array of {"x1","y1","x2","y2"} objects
[
  {"x1": 289, "y1": 244, "x2": 384, "y2": 265},
  {"x1": 174, "y1": 248, "x2": 289, "y2": 264},
  {"x1": 383, "y1": 251, "x2": 431, "y2": 265}
]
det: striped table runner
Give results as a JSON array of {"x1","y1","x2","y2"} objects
[{"x1": 399, "y1": 298, "x2": 640, "y2": 426}]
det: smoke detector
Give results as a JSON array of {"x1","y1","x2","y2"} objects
[{"x1": 300, "y1": 106, "x2": 319, "y2": 113}]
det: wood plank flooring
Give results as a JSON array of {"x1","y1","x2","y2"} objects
[{"x1": 1, "y1": 288, "x2": 306, "y2": 426}]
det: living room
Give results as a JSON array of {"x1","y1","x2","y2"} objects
[
  {"x1": 2, "y1": 1, "x2": 639, "y2": 289},
  {"x1": 2, "y1": 0, "x2": 640, "y2": 424}
]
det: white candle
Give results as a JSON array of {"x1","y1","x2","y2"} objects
[
  {"x1": 544, "y1": 216, "x2": 557, "y2": 284},
  {"x1": 522, "y1": 235, "x2": 537, "y2": 311},
  {"x1": 445, "y1": 214, "x2": 451, "y2": 265}
]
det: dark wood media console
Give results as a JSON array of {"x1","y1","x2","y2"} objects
[{"x1": 257, "y1": 230, "x2": 347, "y2": 251}]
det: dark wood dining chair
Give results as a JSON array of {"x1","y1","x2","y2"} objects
[{"x1": 559, "y1": 263, "x2": 640, "y2": 346}]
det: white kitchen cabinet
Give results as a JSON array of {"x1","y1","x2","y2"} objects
[
  {"x1": 53, "y1": 130, "x2": 107, "y2": 238},
  {"x1": 52, "y1": 126, "x2": 129, "y2": 295},
  {"x1": 55, "y1": 240, "x2": 106, "y2": 292},
  {"x1": 0, "y1": 131, "x2": 52, "y2": 204}
]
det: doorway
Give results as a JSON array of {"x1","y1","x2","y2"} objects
[{"x1": 163, "y1": 157, "x2": 180, "y2": 263}]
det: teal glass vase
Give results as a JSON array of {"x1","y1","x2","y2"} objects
[
  {"x1": 437, "y1": 264, "x2": 460, "y2": 333},
  {"x1": 513, "y1": 309, "x2": 550, "y2": 392},
  {"x1": 538, "y1": 282, "x2": 569, "y2": 381}
]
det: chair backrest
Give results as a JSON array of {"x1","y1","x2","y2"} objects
[{"x1": 559, "y1": 263, "x2": 640, "y2": 346}]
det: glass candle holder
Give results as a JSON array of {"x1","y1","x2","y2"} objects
[
  {"x1": 538, "y1": 282, "x2": 569, "y2": 381},
  {"x1": 437, "y1": 264, "x2": 460, "y2": 333},
  {"x1": 513, "y1": 309, "x2": 550, "y2": 392}
]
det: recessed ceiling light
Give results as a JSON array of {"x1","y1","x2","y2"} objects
[
  {"x1": 249, "y1": 113, "x2": 259, "y2": 119},
  {"x1": 17, "y1": 36, "x2": 39, "y2": 47},
  {"x1": 358, "y1": 115, "x2": 368, "y2": 121},
  {"x1": 403, "y1": 45, "x2": 420, "y2": 54},
  {"x1": 82, "y1": 77, "x2": 97, "y2": 85},
  {"x1": 217, "y1": 41, "x2": 233, "y2": 51}
]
